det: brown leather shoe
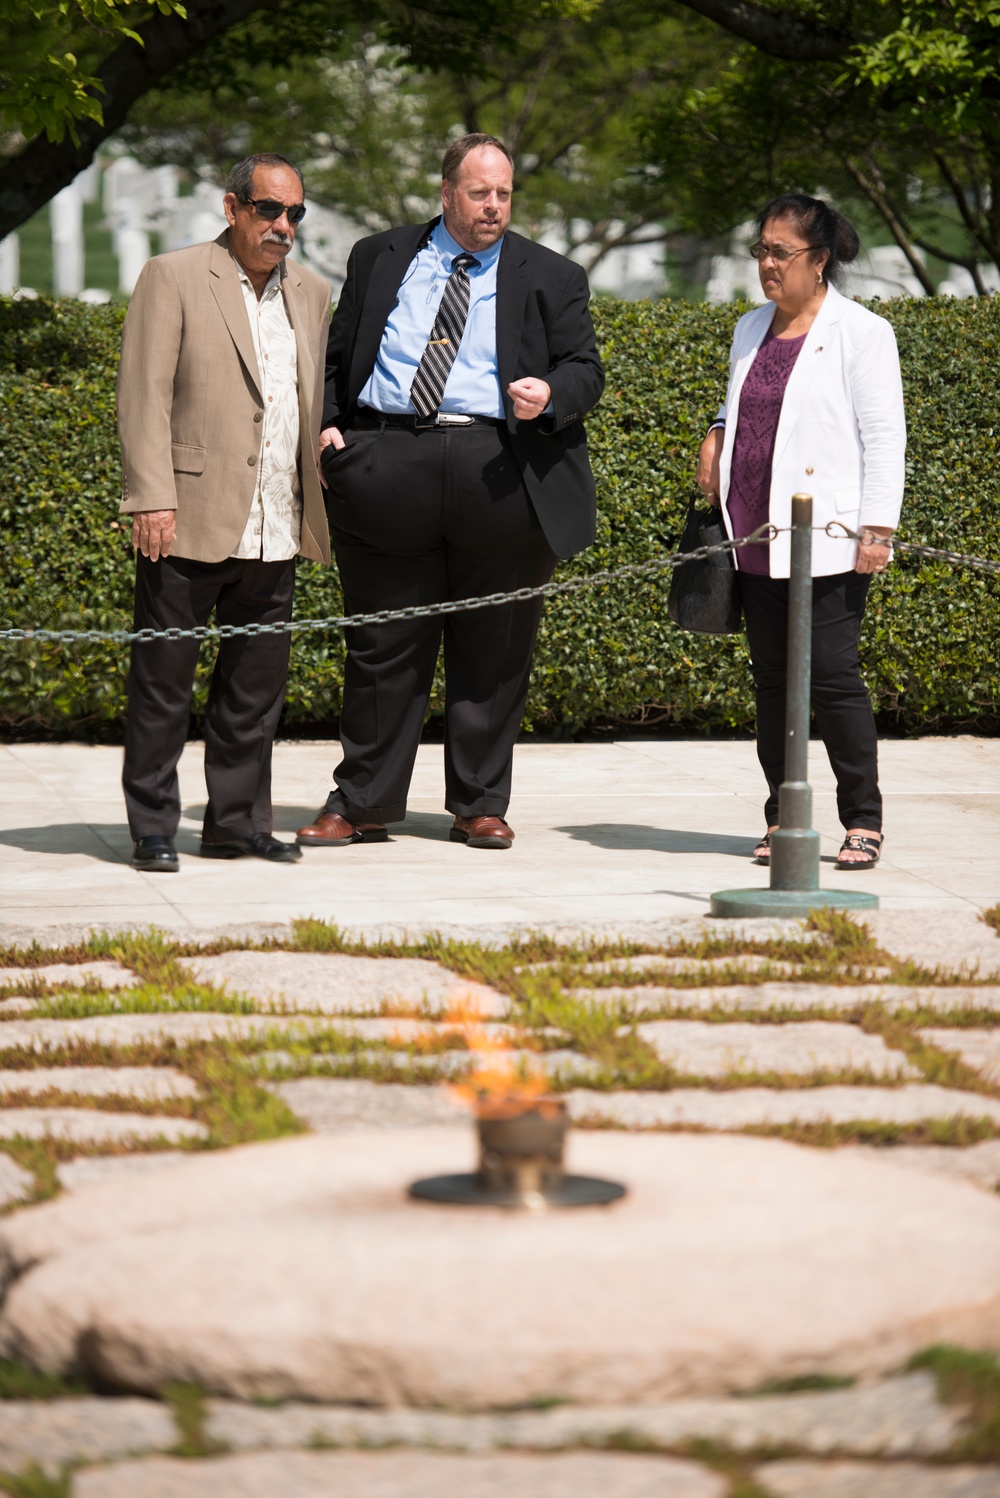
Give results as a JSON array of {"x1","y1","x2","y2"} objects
[
  {"x1": 296, "y1": 811, "x2": 388, "y2": 846},
  {"x1": 450, "y1": 815, "x2": 514, "y2": 850}
]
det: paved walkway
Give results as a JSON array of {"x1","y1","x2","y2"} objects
[
  {"x1": 0, "y1": 787, "x2": 998, "y2": 1495},
  {"x1": 1, "y1": 736, "x2": 997, "y2": 937}
]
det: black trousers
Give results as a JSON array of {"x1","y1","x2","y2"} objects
[
  {"x1": 324, "y1": 420, "x2": 557, "y2": 823},
  {"x1": 737, "y1": 570, "x2": 881, "y2": 833},
  {"x1": 122, "y1": 552, "x2": 296, "y2": 842}
]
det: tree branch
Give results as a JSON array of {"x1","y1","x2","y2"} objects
[
  {"x1": 841, "y1": 154, "x2": 937, "y2": 296},
  {"x1": 581, "y1": 218, "x2": 670, "y2": 274},
  {"x1": 932, "y1": 147, "x2": 999, "y2": 272},
  {"x1": 906, "y1": 234, "x2": 988, "y2": 293},
  {"x1": 670, "y1": 0, "x2": 849, "y2": 62},
  {"x1": 990, "y1": 164, "x2": 1000, "y2": 257},
  {"x1": 0, "y1": 0, "x2": 283, "y2": 240}
]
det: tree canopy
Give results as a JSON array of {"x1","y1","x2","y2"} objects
[
  {"x1": 0, "y1": 0, "x2": 187, "y2": 144},
  {"x1": 0, "y1": 0, "x2": 290, "y2": 237},
  {"x1": 659, "y1": 0, "x2": 1000, "y2": 284},
  {"x1": 2, "y1": 0, "x2": 999, "y2": 291},
  {"x1": 118, "y1": 2, "x2": 717, "y2": 273},
  {"x1": 0, "y1": 0, "x2": 580, "y2": 238}
]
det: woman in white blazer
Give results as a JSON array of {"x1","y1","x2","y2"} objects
[{"x1": 697, "y1": 194, "x2": 906, "y2": 869}]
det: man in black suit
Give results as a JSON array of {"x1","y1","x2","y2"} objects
[{"x1": 296, "y1": 133, "x2": 604, "y2": 852}]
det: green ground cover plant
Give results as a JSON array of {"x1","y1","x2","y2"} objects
[
  {"x1": 910, "y1": 1345, "x2": 1000, "y2": 1461},
  {"x1": 0, "y1": 913, "x2": 995, "y2": 1166},
  {"x1": 678, "y1": 1441, "x2": 778, "y2": 1497},
  {"x1": 0, "y1": 1467, "x2": 71, "y2": 1498},
  {"x1": 0, "y1": 1360, "x2": 86, "y2": 1401},
  {"x1": 164, "y1": 1381, "x2": 223, "y2": 1458},
  {"x1": 0, "y1": 923, "x2": 996, "y2": 1485},
  {"x1": 1, "y1": 294, "x2": 997, "y2": 737}
]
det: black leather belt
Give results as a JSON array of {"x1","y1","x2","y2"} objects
[{"x1": 355, "y1": 409, "x2": 504, "y2": 431}]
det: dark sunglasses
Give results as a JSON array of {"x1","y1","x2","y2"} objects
[{"x1": 240, "y1": 196, "x2": 307, "y2": 225}]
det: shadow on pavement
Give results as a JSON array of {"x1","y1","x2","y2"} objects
[
  {"x1": 558, "y1": 823, "x2": 756, "y2": 858},
  {"x1": 0, "y1": 824, "x2": 197, "y2": 863}
]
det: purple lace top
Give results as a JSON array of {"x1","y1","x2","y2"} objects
[{"x1": 728, "y1": 328, "x2": 806, "y2": 575}]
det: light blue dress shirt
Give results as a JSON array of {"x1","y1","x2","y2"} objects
[{"x1": 359, "y1": 220, "x2": 504, "y2": 418}]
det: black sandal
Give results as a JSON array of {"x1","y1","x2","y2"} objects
[
  {"x1": 753, "y1": 833, "x2": 772, "y2": 865},
  {"x1": 835, "y1": 833, "x2": 883, "y2": 870}
]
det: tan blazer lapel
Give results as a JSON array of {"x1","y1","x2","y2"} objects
[
  {"x1": 208, "y1": 234, "x2": 263, "y2": 401},
  {"x1": 282, "y1": 262, "x2": 314, "y2": 412}
]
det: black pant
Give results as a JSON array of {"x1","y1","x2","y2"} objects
[
  {"x1": 324, "y1": 420, "x2": 557, "y2": 823},
  {"x1": 737, "y1": 570, "x2": 881, "y2": 832},
  {"x1": 122, "y1": 552, "x2": 295, "y2": 842}
]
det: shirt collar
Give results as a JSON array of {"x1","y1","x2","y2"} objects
[
  {"x1": 229, "y1": 249, "x2": 285, "y2": 297},
  {"x1": 432, "y1": 218, "x2": 504, "y2": 272}
]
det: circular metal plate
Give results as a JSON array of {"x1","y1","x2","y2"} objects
[
  {"x1": 710, "y1": 887, "x2": 879, "y2": 918},
  {"x1": 408, "y1": 1173, "x2": 626, "y2": 1208}
]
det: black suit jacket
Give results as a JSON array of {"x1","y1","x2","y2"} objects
[{"x1": 323, "y1": 218, "x2": 605, "y2": 559}]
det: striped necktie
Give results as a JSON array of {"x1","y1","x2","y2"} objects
[{"x1": 410, "y1": 252, "x2": 480, "y2": 418}]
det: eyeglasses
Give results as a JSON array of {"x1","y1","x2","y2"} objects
[
  {"x1": 240, "y1": 196, "x2": 307, "y2": 225},
  {"x1": 748, "y1": 241, "x2": 820, "y2": 263}
]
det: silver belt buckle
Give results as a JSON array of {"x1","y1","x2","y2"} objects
[{"x1": 435, "y1": 413, "x2": 475, "y2": 427}]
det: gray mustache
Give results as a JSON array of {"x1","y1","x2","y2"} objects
[{"x1": 262, "y1": 231, "x2": 291, "y2": 245}]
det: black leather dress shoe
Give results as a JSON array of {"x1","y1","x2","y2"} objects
[
  {"x1": 200, "y1": 832, "x2": 302, "y2": 863},
  {"x1": 132, "y1": 836, "x2": 179, "y2": 873}
]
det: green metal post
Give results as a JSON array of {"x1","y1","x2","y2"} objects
[
  {"x1": 709, "y1": 493, "x2": 878, "y2": 918},
  {"x1": 769, "y1": 494, "x2": 820, "y2": 891}
]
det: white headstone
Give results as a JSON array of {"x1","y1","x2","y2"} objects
[
  {"x1": 705, "y1": 255, "x2": 766, "y2": 304},
  {"x1": 0, "y1": 234, "x2": 19, "y2": 295},
  {"x1": 293, "y1": 201, "x2": 359, "y2": 298},
  {"x1": 160, "y1": 179, "x2": 227, "y2": 252},
  {"x1": 841, "y1": 245, "x2": 928, "y2": 300},
  {"x1": 937, "y1": 263, "x2": 1000, "y2": 298},
  {"x1": 104, "y1": 157, "x2": 148, "y2": 218},
  {"x1": 105, "y1": 158, "x2": 182, "y2": 287},
  {"x1": 52, "y1": 179, "x2": 84, "y2": 296},
  {"x1": 706, "y1": 222, "x2": 767, "y2": 305},
  {"x1": 114, "y1": 197, "x2": 151, "y2": 294},
  {"x1": 77, "y1": 162, "x2": 101, "y2": 204}
]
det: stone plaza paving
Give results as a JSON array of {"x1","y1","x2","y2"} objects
[
  {"x1": 2, "y1": 736, "x2": 998, "y2": 933},
  {"x1": 0, "y1": 738, "x2": 998, "y2": 1494}
]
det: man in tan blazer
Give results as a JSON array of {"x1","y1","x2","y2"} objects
[{"x1": 117, "y1": 152, "x2": 331, "y2": 872}]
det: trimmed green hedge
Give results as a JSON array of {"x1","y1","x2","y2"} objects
[{"x1": 1, "y1": 292, "x2": 998, "y2": 736}]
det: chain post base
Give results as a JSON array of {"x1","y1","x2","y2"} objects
[
  {"x1": 769, "y1": 781, "x2": 820, "y2": 890},
  {"x1": 709, "y1": 887, "x2": 879, "y2": 918},
  {"x1": 768, "y1": 829, "x2": 821, "y2": 890}
]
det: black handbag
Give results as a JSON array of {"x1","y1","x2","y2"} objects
[{"x1": 666, "y1": 502, "x2": 742, "y2": 634}]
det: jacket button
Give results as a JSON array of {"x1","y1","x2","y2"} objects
[
  {"x1": 254, "y1": 412, "x2": 262, "y2": 423},
  {"x1": 247, "y1": 455, "x2": 257, "y2": 466},
  {"x1": 805, "y1": 466, "x2": 814, "y2": 475}
]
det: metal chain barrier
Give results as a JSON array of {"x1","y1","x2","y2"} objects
[
  {"x1": 0, "y1": 527, "x2": 777, "y2": 647},
  {"x1": 1, "y1": 522, "x2": 997, "y2": 648},
  {"x1": 826, "y1": 522, "x2": 1000, "y2": 575}
]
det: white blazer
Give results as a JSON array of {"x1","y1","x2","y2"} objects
[{"x1": 715, "y1": 282, "x2": 906, "y2": 577}]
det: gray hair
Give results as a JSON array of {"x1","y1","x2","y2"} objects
[{"x1": 226, "y1": 154, "x2": 304, "y2": 201}]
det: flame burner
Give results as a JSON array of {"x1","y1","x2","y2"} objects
[{"x1": 409, "y1": 1101, "x2": 626, "y2": 1210}]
